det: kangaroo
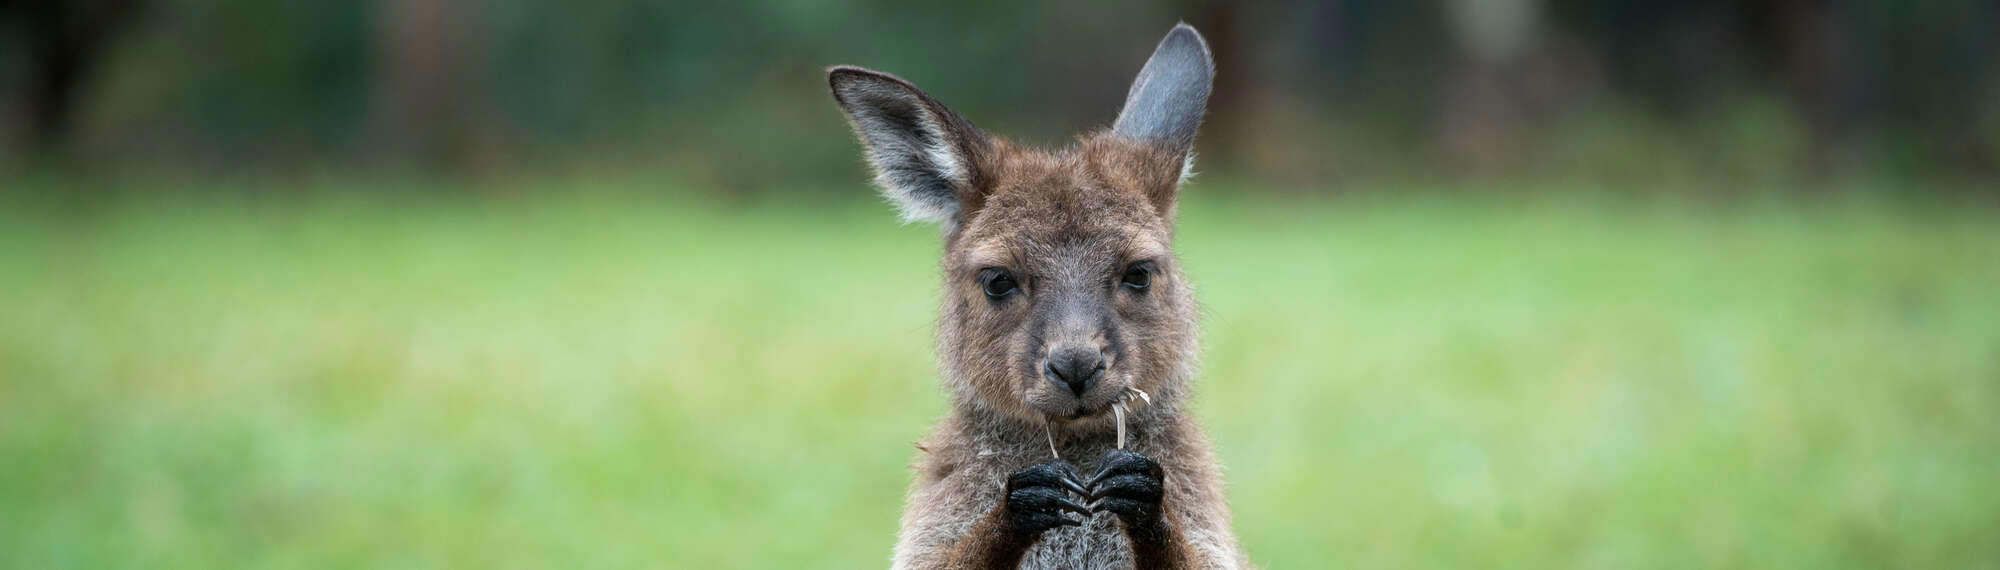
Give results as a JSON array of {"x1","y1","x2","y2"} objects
[{"x1": 829, "y1": 24, "x2": 1247, "y2": 569}]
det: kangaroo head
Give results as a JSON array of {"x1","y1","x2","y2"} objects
[{"x1": 829, "y1": 25, "x2": 1213, "y2": 431}]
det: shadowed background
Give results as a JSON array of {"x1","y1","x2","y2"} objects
[{"x1": 2, "y1": 1, "x2": 1997, "y2": 568}]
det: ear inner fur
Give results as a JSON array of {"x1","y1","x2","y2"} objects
[{"x1": 827, "y1": 66, "x2": 992, "y2": 226}]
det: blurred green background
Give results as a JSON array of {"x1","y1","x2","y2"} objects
[{"x1": 2, "y1": 1, "x2": 1998, "y2": 569}]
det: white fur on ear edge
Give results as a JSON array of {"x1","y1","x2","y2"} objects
[
  {"x1": 863, "y1": 101, "x2": 965, "y2": 223},
  {"x1": 829, "y1": 68, "x2": 976, "y2": 225}
]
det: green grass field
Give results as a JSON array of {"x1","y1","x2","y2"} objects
[{"x1": 2, "y1": 186, "x2": 1996, "y2": 568}]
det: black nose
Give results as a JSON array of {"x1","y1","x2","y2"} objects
[{"x1": 1044, "y1": 347, "x2": 1106, "y2": 397}]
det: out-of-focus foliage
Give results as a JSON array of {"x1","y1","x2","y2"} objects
[
  {"x1": 1, "y1": 185, "x2": 1996, "y2": 567},
  {"x1": 2, "y1": 3, "x2": 1997, "y2": 567},
  {"x1": 0, "y1": 0, "x2": 1995, "y2": 189}
]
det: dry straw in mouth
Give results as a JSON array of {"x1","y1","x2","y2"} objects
[
  {"x1": 1112, "y1": 402, "x2": 1127, "y2": 449},
  {"x1": 1044, "y1": 421, "x2": 1061, "y2": 460},
  {"x1": 1114, "y1": 387, "x2": 1152, "y2": 450},
  {"x1": 1043, "y1": 387, "x2": 1154, "y2": 460}
]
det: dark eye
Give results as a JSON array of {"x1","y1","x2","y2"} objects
[
  {"x1": 982, "y1": 269, "x2": 1019, "y2": 298},
  {"x1": 1120, "y1": 262, "x2": 1152, "y2": 291}
]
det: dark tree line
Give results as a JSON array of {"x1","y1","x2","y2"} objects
[
  {"x1": 1, "y1": 0, "x2": 141, "y2": 153},
  {"x1": 1, "y1": 0, "x2": 1993, "y2": 186}
]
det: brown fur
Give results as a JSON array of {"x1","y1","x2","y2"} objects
[
  {"x1": 830, "y1": 25, "x2": 1245, "y2": 569},
  {"x1": 893, "y1": 134, "x2": 1245, "y2": 570}
]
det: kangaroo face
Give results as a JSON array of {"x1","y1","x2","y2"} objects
[
  {"x1": 938, "y1": 137, "x2": 1196, "y2": 426},
  {"x1": 831, "y1": 25, "x2": 1212, "y2": 429}
]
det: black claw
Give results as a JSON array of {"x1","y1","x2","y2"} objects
[
  {"x1": 1087, "y1": 473, "x2": 1164, "y2": 501},
  {"x1": 1008, "y1": 460, "x2": 1072, "y2": 488},
  {"x1": 1058, "y1": 475, "x2": 1089, "y2": 496},
  {"x1": 1056, "y1": 497, "x2": 1091, "y2": 516},
  {"x1": 1086, "y1": 449, "x2": 1163, "y2": 487},
  {"x1": 1003, "y1": 459, "x2": 1094, "y2": 537},
  {"x1": 1084, "y1": 449, "x2": 1166, "y2": 527}
]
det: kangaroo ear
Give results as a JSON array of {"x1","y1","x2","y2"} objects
[
  {"x1": 829, "y1": 66, "x2": 988, "y2": 225},
  {"x1": 1112, "y1": 24, "x2": 1214, "y2": 164}
]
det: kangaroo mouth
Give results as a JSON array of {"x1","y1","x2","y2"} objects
[
  {"x1": 1050, "y1": 387, "x2": 1150, "y2": 422},
  {"x1": 1044, "y1": 401, "x2": 1111, "y2": 423}
]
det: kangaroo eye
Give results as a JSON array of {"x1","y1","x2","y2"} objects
[
  {"x1": 1120, "y1": 263, "x2": 1152, "y2": 290},
  {"x1": 982, "y1": 269, "x2": 1019, "y2": 299}
]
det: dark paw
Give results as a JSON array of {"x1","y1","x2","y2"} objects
[
  {"x1": 1003, "y1": 459, "x2": 1090, "y2": 538},
  {"x1": 1086, "y1": 449, "x2": 1165, "y2": 528}
]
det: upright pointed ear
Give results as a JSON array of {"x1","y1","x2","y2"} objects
[
  {"x1": 829, "y1": 66, "x2": 988, "y2": 225},
  {"x1": 1112, "y1": 23, "x2": 1214, "y2": 168}
]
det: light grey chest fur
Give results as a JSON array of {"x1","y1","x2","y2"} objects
[{"x1": 1019, "y1": 514, "x2": 1134, "y2": 569}]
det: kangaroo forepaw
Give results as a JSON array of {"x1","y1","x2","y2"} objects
[
  {"x1": 1086, "y1": 449, "x2": 1166, "y2": 531},
  {"x1": 1002, "y1": 459, "x2": 1091, "y2": 538}
]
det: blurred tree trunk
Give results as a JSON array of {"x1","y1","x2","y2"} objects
[
  {"x1": 1769, "y1": 0, "x2": 1851, "y2": 182},
  {"x1": 374, "y1": 0, "x2": 486, "y2": 171},
  {"x1": 1188, "y1": 0, "x2": 1245, "y2": 167},
  {"x1": 3, "y1": 0, "x2": 140, "y2": 155},
  {"x1": 1437, "y1": 0, "x2": 1541, "y2": 176}
]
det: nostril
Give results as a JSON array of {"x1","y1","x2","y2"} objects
[{"x1": 1045, "y1": 347, "x2": 1106, "y2": 397}]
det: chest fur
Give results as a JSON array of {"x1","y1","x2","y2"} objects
[{"x1": 1020, "y1": 514, "x2": 1135, "y2": 569}]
